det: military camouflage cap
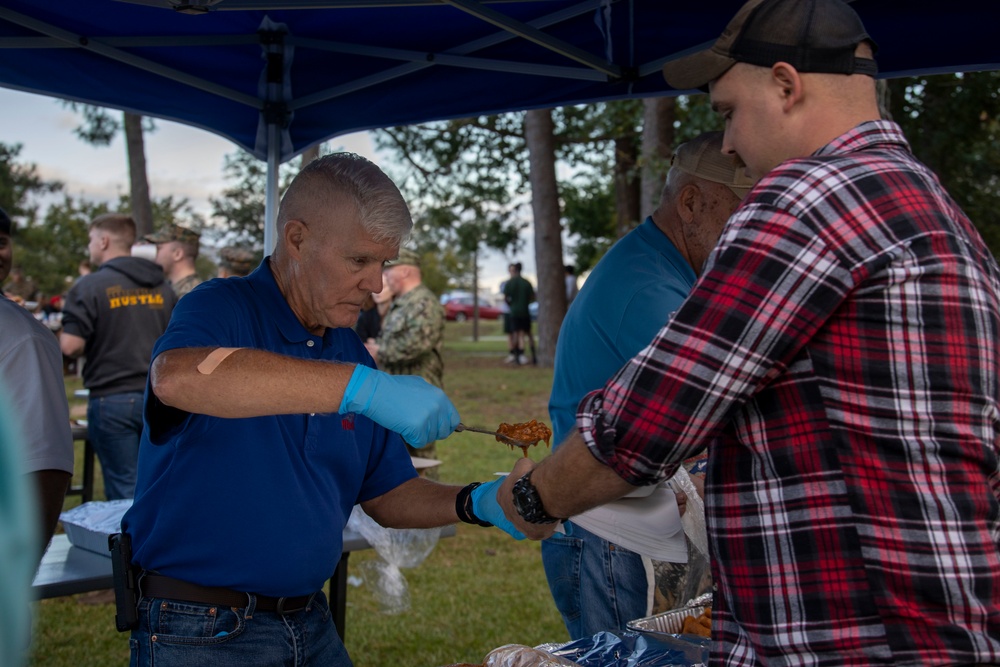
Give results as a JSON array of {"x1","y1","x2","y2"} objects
[
  {"x1": 385, "y1": 247, "x2": 421, "y2": 268},
  {"x1": 218, "y1": 246, "x2": 257, "y2": 275},
  {"x1": 143, "y1": 223, "x2": 201, "y2": 244}
]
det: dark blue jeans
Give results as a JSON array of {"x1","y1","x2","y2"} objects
[
  {"x1": 87, "y1": 392, "x2": 143, "y2": 500},
  {"x1": 541, "y1": 522, "x2": 651, "y2": 640},
  {"x1": 130, "y1": 590, "x2": 351, "y2": 667}
]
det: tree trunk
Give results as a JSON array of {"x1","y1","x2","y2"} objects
[
  {"x1": 124, "y1": 112, "x2": 153, "y2": 237},
  {"x1": 524, "y1": 108, "x2": 565, "y2": 368},
  {"x1": 640, "y1": 97, "x2": 676, "y2": 218},
  {"x1": 472, "y1": 245, "x2": 480, "y2": 343},
  {"x1": 614, "y1": 134, "x2": 641, "y2": 239}
]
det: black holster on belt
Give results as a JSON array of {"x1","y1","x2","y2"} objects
[{"x1": 108, "y1": 532, "x2": 139, "y2": 631}]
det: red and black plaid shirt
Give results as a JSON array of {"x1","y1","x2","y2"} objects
[{"x1": 579, "y1": 121, "x2": 1000, "y2": 665}]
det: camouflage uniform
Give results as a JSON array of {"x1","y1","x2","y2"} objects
[
  {"x1": 218, "y1": 246, "x2": 257, "y2": 277},
  {"x1": 170, "y1": 272, "x2": 203, "y2": 299},
  {"x1": 377, "y1": 281, "x2": 445, "y2": 469},
  {"x1": 143, "y1": 223, "x2": 203, "y2": 299}
]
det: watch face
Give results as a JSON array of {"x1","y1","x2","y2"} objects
[{"x1": 512, "y1": 477, "x2": 533, "y2": 516}]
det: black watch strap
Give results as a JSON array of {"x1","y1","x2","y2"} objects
[
  {"x1": 512, "y1": 471, "x2": 559, "y2": 524},
  {"x1": 456, "y1": 482, "x2": 492, "y2": 527}
]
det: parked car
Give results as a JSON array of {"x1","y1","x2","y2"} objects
[{"x1": 444, "y1": 296, "x2": 503, "y2": 322}]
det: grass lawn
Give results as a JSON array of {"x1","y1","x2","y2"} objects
[{"x1": 29, "y1": 319, "x2": 568, "y2": 667}]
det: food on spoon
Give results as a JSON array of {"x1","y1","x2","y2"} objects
[{"x1": 496, "y1": 420, "x2": 552, "y2": 457}]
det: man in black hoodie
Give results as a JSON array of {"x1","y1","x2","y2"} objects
[{"x1": 61, "y1": 214, "x2": 177, "y2": 500}]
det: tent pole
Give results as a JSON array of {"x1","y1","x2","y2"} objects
[{"x1": 264, "y1": 121, "x2": 280, "y2": 255}]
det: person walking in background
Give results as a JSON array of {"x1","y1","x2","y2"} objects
[
  {"x1": 216, "y1": 245, "x2": 257, "y2": 278},
  {"x1": 498, "y1": 0, "x2": 1000, "y2": 664},
  {"x1": 60, "y1": 213, "x2": 177, "y2": 500},
  {"x1": 144, "y1": 223, "x2": 203, "y2": 299},
  {"x1": 503, "y1": 261, "x2": 535, "y2": 365},
  {"x1": 544, "y1": 131, "x2": 752, "y2": 639},
  {"x1": 0, "y1": 206, "x2": 73, "y2": 564},
  {"x1": 366, "y1": 248, "x2": 445, "y2": 472}
]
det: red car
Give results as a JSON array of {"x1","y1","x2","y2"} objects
[{"x1": 444, "y1": 296, "x2": 503, "y2": 322}]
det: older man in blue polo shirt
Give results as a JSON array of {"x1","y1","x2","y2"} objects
[{"x1": 122, "y1": 153, "x2": 519, "y2": 667}]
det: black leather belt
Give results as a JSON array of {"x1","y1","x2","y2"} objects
[{"x1": 141, "y1": 573, "x2": 317, "y2": 615}]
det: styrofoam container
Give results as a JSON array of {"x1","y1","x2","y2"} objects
[{"x1": 59, "y1": 499, "x2": 133, "y2": 557}]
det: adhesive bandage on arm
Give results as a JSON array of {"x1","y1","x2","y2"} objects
[{"x1": 196, "y1": 347, "x2": 243, "y2": 375}]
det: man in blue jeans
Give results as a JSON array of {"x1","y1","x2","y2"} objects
[
  {"x1": 544, "y1": 132, "x2": 751, "y2": 638},
  {"x1": 121, "y1": 153, "x2": 521, "y2": 667},
  {"x1": 61, "y1": 213, "x2": 176, "y2": 500}
]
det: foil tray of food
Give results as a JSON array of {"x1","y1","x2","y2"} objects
[{"x1": 626, "y1": 592, "x2": 714, "y2": 638}]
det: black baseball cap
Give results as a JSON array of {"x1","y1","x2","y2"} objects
[
  {"x1": 0, "y1": 207, "x2": 11, "y2": 237},
  {"x1": 662, "y1": 0, "x2": 878, "y2": 91}
]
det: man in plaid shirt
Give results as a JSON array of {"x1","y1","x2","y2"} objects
[{"x1": 497, "y1": 0, "x2": 1000, "y2": 664}]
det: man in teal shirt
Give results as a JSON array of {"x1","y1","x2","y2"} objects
[{"x1": 545, "y1": 132, "x2": 752, "y2": 638}]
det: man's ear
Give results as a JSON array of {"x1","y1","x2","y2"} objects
[
  {"x1": 675, "y1": 183, "x2": 700, "y2": 224},
  {"x1": 283, "y1": 219, "x2": 307, "y2": 258},
  {"x1": 771, "y1": 62, "x2": 802, "y2": 112}
]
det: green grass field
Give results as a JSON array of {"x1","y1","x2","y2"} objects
[{"x1": 29, "y1": 319, "x2": 568, "y2": 667}]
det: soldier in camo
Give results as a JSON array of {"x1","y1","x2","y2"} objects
[
  {"x1": 217, "y1": 245, "x2": 257, "y2": 278},
  {"x1": 144, "y1": 223, "x2": 202, "y2": 299},
  {"x1": 365, "y1": 247, "x2": 445, "y2": 475}
]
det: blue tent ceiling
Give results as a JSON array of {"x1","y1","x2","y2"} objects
[{"x1": 1, "y1": 0, "x2": 999, "y2": 164}]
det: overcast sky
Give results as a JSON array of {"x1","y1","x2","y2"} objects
[{"x1": 0, "y1": 86, "x2": 537, "y2": 292}]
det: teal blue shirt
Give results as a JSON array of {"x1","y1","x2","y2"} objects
[
  {"x1": 0, "y1": 383, "x2": 37, "y2": 667},
  {"x1": 548, "y1": 217, "x2": 696, "y2": 446}
]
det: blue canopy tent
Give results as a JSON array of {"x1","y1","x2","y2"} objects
[{"x1": 0, "y1": 0, "x2": 998, "y2": 250}]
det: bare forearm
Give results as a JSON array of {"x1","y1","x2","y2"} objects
[
  {"x1": 31, "y1": 470, "x2": 71, "y2": 561},
  {"x1": 151, "y1": 347, "x2": 356, "y2": 418},
  {"x1": 59, "y1": 332, "x2": 85, "y2": 359},
  {"x1": 530, "y1": 432, "x2": 637, "y2": 518},
  {"x1": 361, "y1": 477, "x2": 461, "y2": 528}
]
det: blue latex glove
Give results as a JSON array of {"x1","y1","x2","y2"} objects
[
  {"x1": 339, "y1": 364, "x2": 459, "y2": 446},
  {"x1": 471, "y1": 477, "x2": 525, "y2": 540}
]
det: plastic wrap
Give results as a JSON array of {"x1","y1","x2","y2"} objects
[
  {"x1": 347, "y1": 506, "x2": 441, "y2": 614},
  {"x1": 669, "y1": 469, "x2": 706, "y2": 556},
  {"x1": 666, "y1": 469, "x2": 712, "y2": 604},
  {"x1": 58, "y1": 499, "x2": 133, "y2": 556},
  {"x1": 544, "y1": 630, "x2": 707, "y2": 666},
  {"x1": 481, "y1": 644, "x2": 578, "y2": 666}
]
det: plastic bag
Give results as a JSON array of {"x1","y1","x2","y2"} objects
[
  {"x1": 544, "y1": 630, "x2": 706, "y2": 667},
  {"x1": 481, "y1": 644, "x2": 578, "y2": 666},
  {"x1": 347, "y1": 505, "x2": 441, "y2": 614},
  {"x1": 660, "y1": 468, "x2": 713, "y2": 607}
]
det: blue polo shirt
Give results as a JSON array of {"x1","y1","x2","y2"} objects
[
  {"x1": 548, "y1": 218, "x2": 696, "y2": 447},
  {"x1": 123, "y1": 259, "x2": 416, "y2": 597}
]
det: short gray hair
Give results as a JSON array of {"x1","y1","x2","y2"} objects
[{"x1": 277, "y1": 152, "x2": 412, "y2": 243}]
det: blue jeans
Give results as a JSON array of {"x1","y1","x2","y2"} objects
[
  {"x1": 541, "y1": 522, "x2": 651, "y2": 640},
  {"x1": 130, "y1": 590, "x2": 351, "y2": 667},
  {"x1": 87, "y1": 392, "x2": 143, "y2": 500}
]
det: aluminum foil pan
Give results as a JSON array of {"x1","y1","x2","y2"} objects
[{"x1": 626, "y1": 592, "x2": 713, "y2": 637}]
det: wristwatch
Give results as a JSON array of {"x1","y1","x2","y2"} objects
[{"x1": 512, "y1": 471, "x2": 559, "y2": 524}]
